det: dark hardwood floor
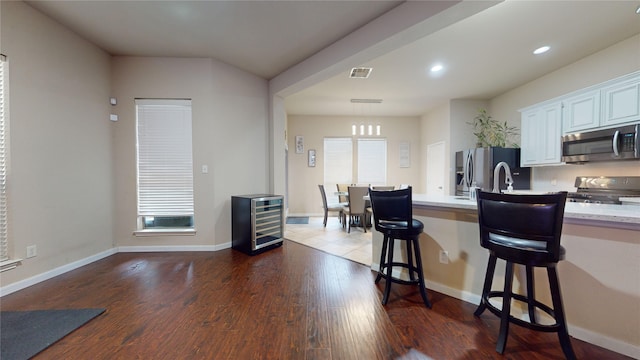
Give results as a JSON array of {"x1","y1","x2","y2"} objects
[{"x1": 0, "y1": 240, "x2": 631, "y2": 359}]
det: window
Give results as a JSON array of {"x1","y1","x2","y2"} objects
[
  {"x1": 135, "y1": 99, "x2": 194, "y2": 232},
  {"x1": 0, "y1": 55, "x2": 9, "y2": 263},
  {"x1": 323, "y1": 138, "x2": 352, "y2": 203},
  {"x1": 357, "y1": 138, "x2": 387, "y2": 186}
]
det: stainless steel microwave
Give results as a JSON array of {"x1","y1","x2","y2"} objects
[{"x1": 561, "y1": 123, "x2": 639, "y2": 163}]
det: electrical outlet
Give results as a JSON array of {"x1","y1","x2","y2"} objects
[
  {"x1": 439, "y1": 250, "x2": 449, "y2": 264},
  {"x1": 26, "y1": 245, "x2": 37, "y2": 258}
]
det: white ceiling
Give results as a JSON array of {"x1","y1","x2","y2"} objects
[
  {"x1": 25, "y1": 0, "x2": 403, "y2": 79},
  {"x1": 25, "y1": 0, "x2": 640, "y2": 117}
]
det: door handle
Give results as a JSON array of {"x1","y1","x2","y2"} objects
[{"x1": 613, "y1": 130, "x2": 620, "y2": 157}]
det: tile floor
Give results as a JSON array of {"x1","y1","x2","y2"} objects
[{"x1": 284, "y1": 216, "x2": 372, "y2": 266}]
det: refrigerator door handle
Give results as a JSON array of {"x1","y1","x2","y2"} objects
[{"x1": 464, "y1": 151, "x2": 474, "y2": 188}]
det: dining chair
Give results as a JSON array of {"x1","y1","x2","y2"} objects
[
  {"x1": 336, "y1": 183, "x2": 349, "y2": 204},
  {"x1": 318, "y1": 185, "x2": 343, "y2": 227},
  {"x1": 342, "y1": 186, "x2": 369, "y2": 233}
]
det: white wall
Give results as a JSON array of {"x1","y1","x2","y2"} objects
[
  {"x1": 287, "y1": 115, "x2": 421, "y2": 215},
  {"x1": 1, "y1": 2, "x2": 114, "y2": 285},
  {"x1": 418, "y1": 35, "x2": 640, "y2": 198},
  {"x1": 490, "y1": 34, "x2": 640, "y2": 190},
  {"x1": 0, "y1": 2, "x2": 271, "y2": 291},
  {"x1": 420, "y1": 104, "x2": 450, "y2": 195},
  {"x1": 271, "y1": 94, "x2": 287, "y2": 199},
  {"x1": 449, "y1": 99, "x2": 491, "y2": 151},
  {"x1": 376, "y1": 208, "x2": 640, "y2": 358},
  {"x1": 271, "y1": 1, "x2": 499, "y2": 207},
  {"x1": 444, "y1": 35, "x2": 640, "y2": 355},
  {"x1": 111, "y1": 57, "x2": 270, "y2": 248},
  {"x1": 421, "y1": 99, "x2": 490, "y2": 196}
]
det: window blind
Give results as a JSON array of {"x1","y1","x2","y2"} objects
[
  {"x1": 323, "y1": 138, "x2": 352, "y2": 202},
  {"x1": 357, "y1": 138, "x2": 387, "y2": 186},
  {"x1": 0, "y1": 56, "x2": 8, "y2": 261},
  {"x1": 136, "y1": 99, "x2": 194, "y2": 218}
]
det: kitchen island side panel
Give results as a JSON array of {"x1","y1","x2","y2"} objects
[{"x1": 371, "y1": 203, "x2": 640, "y2": 358}]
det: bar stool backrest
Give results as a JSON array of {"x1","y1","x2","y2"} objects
[
  {"x1": 371, "y1": 186, "x2": 395, "y2": 191},
  {"x1": 369, "y1": 187, "x2": 415, "y2": 232},
  {"x1": 476, "y1": 191, "x2": 568, "y2": 265}
]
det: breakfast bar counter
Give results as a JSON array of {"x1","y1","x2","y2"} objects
[
  {"x1": 411, "y1": 194, "x2": 640, "y2": 230},
  {"x1": 371, "y1": 194, "x2": 640, "y2": 358}
]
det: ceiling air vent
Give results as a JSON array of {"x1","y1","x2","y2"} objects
[{"x1": 349, "y1": 67, "x2": 372, "y2": 79}]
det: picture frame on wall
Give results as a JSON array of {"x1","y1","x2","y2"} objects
[
  {"x1": 295, "y1": 136, "x2": 304, "y2": 154},
  {"x1": 399, "y1": 142, "x2": 410, "y2": 168},
  {"x1": 308, "y1": 149, "x2": 316, "y2": 167}
]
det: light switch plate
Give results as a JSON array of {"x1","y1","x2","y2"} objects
[{"x1": 26, "y1": 245, "x2": 37, "y2": 258}]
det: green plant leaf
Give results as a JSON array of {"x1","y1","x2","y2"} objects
[{"x1": 467, "y1": 108, "x2": 519, "y2": 148}]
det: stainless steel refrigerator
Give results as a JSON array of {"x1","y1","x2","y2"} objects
[{"x1": 455, "y1": 147, "x2": 531, "y2": 197}]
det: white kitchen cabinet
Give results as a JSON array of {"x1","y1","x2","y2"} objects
[
  {"x1": 519, "y1": 71, "x2": 639, "y2": 167},
  {"x1": 601, "y1": 75, "x2": 640, "y2": 127},
  {"x1": 562, "y1": 89, "x2": 600, "y2": 133},
  {"x1": 520, "y1": 101, "x2": 563, "y2": 167},
  {"x1": 561, "y1": 72, "x2": 640, "y2": 134}
]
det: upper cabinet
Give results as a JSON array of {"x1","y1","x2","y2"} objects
[
  {"x1": 601, "y1": 76, "x2": 640, "y2": 127},
  {"x1": 562, "y1": 71, "x2": 639, "y2": 134},
  {"x1": 520, "y1": 101, "x2": 563, "y2": 167},
  {"x1": 520, "y1": 71, "x2": 640, "y2": 167},
  {"x1": 562, "y1": 89, "x2": 600, "y2": 133}
]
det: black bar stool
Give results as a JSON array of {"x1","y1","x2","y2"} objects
[
  {"x1": 474, "y1": 190, "x2": 576, "y2": 359},
  {"x1": 369, "y1": 187, "x2": 431, "y2": 308}
]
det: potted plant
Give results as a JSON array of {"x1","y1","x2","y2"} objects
[{"x1": 468, "y1": 109, "x2": 519, "y2": 148}]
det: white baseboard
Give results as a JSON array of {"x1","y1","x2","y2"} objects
[
  {"x1": 426, "y1": 280, "x2": 639, "y2": 358},
  {"x1": 2, "y1": 247, "x2": 638, "y2": 358},
  {"x1": 569, "y1": 325, "x2": 639, "y2": 359},
  {"x1": 426, "y1": 280, "x2": 482, "y2": 306},
  {"x1": 371, "y1": 263, "x2": 638, "y2": 358},
  {"x1": 0, "y1": 248, "x2": 117, "y2": 297},
  {"x1": 287, "y1": 213, "x2": 324, "y2": 218},
  {"x1": 426, "y1": 278, "x2": 639, "y2": 358},
  {"x1": 372, "y1": 262, "x2": 481, "y2": 305},
  {"x1": 0, "y1": 243, "x2": 234, "y2": 297},
  {"x1": 116, "y1": 243, "x2": 230, "y2": 252}
]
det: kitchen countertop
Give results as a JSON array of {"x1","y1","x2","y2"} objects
[{"x1": 412, "y1": 194, "x2": 640, "y2": 230}]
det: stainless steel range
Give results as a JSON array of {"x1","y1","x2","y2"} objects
[{"x1": 567, "y1": 176, "x2": 640, "y2": 204}]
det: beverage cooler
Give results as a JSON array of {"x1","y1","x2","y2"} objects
[{"x1": 232, "y1": 194, "x2": 284, "y2": 255}]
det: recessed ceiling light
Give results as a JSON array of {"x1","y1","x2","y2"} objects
[
  {"x1": 533, "y1": 46, "x2": 550, "y2": 55},
  {"x1": 636, "y1": 5, "x2": 640, "y2": 14},
  {"x1": 430, "y1": 64, "x2": 444, "y2": 72}
]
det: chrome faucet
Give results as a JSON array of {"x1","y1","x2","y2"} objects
[{"x1": 492, "y1": 161, "x2": 514, "y2": 193}]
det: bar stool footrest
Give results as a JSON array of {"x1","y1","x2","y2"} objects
[
  {"x1": 379, "y1": 263, "x2": 421, "y2": 286},
  {"x1": 482, "y1": 290, "x2": 561, "y2": 333}
]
